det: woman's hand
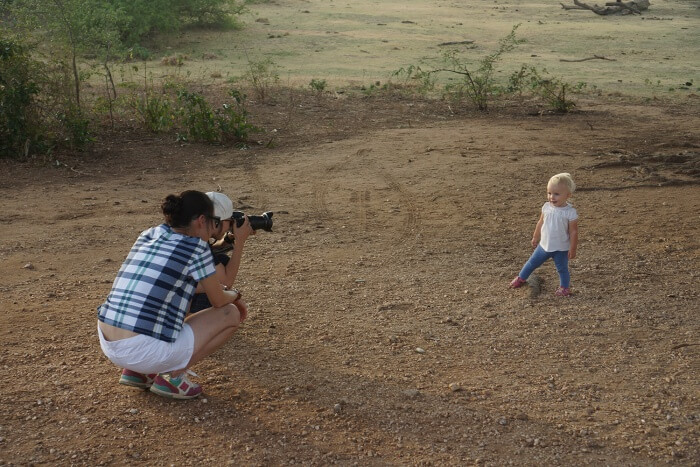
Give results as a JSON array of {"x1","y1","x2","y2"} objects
[{"x1": 233, "y1": 297, "x2": 248, "y2": 322}]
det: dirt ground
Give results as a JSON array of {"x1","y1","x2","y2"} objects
[{"x1": 0, "y1": 89, "x2": 699, "y2": 465}]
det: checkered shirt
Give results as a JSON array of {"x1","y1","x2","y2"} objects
[{"x1": 98, "y1": 224, "x2": 216, "y2": 342}]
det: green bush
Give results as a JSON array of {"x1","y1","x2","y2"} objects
[
  {"x1": 242, "y1": 57, "x2": 279, "y2": 102},
  {"x1": 215, "y1": 89, "x2": 256, "y2": 143},
  {"x1": 509, "y1": 66, "x2": 585, "y2": 112},
  {"x1": 309, "y1": 78, "x2": 327, "y2": 92},
  {"x1": 393, "y1": 25, "x2": 521, "y2": 110},
  {"x1": 175, "y1": 88, "x2": 255, "y2": 143},
  {"x1": 0, "y1": 38, "x2": 43, "y2": 158},
  {"x1": 176, "y1": 89, "x2": 219, "y2": 142},
  {"x1": 439, "y1": 24, "x2": 521, "y2": 110}
]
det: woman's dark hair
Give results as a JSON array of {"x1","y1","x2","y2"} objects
[{"x1": 161, "y1": 190, "x2": 214, "y2": 228}]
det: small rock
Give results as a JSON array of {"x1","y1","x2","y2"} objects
[
  {"x1": 448, "y1": 383, "x2": 461, "y2": 392},
  {"x1": 333, "y1": 403, "x2": 342, "y2": 414},
  {"x1": 499, "y1": 417, "x2": 508, "y2": 425},
  {"x1": 23, "y1": 263, "x2": 35, "y2": 270},
  {"x1": 128, "y1": 408, "x2": 139, "y2": 414},
  {"x1": 415, "y1": 347, "x2": 425, "y2": 354},
  {"x1": 402, "y1": 389, "x2": 420, "y2": 398}
]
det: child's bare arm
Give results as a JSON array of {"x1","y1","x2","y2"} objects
[
  {"x1": 531, "y1": 212, "x2": 544, "y2": 248},
  {"x1": 568, "y1": 219, "x2": 579, "y2": 259}
]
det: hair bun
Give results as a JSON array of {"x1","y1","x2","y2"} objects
[{"x1": 161, "y1": 194, "x2": 182, "y2": 218}]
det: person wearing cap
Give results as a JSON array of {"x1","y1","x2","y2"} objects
[
  {"x1": 97, "y1": 190, "x2": 249, "y2": 399},
  {"x1": 189, "y1": 191, "x2": 254, "y2": 314}
]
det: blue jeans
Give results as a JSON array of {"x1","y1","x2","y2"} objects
[{"x1": 518, "y1": 245, "x2": 570, "y2": 288}]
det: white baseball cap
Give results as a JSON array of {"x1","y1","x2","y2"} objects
[{"x1": 206, "y1": 192, "x2": 234, "y2": 219}]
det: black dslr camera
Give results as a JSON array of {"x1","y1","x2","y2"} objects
[{"x1": 231, "y1": 211, "x2": 274, "y2": 232}]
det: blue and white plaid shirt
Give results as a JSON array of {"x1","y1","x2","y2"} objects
[{"x1": 98, "y1": 224, "x2": 216, "y2": 342}]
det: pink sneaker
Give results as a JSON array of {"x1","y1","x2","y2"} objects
[
  {"x1": 119, "y1": 369, "x2": 157, "y2": 389},
  {"x1": 149, "y1": 371, "x2": 203, "y2": 400},
  {"x1": 509, "y1": 277, "x2": 527, "y2": 289},
  {"x1": 555, "y1": 286, "x2": 571, "y2": 297}
]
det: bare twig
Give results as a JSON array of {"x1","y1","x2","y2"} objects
[
  {"x1": 560, "y1": 3, "x2": 586, "y2": 9},
  {"x1": 438, "y1": 40, "x2": 475, "y2": 47},
  {"x1": 560, "y1": 55, "x2": 616, "y2": 62},
  {"x1": 671, "y1": 343, "x2": 700, "y2": 350},
  {"x1": 55, "y1": 160, "x2": 93, "y2": 176}
]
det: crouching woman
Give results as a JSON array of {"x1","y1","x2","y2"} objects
[{"x1": 97, "y1": 190, "x2": 247, "y2": 399}]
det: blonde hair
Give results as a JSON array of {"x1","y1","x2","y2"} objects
[{"x1": 548, "y1": 173, "x2": 576, "y2": 193}]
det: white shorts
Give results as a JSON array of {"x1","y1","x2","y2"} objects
[{"x1": 97, "y1": 323, "x2": 195, "y2": 374}]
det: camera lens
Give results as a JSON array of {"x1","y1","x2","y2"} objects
[{"x1": 232, "y1": 211, "x2": 273, "y2": 231}]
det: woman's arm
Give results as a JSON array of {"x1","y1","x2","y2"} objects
[
  {"x1": 568, "y1": 219, "x2": 578, "y2": 259},
  {"x1": 221, "y1": 217, "x2": 254, "y2": 289},
  {"x1": 199, "y1": 274, "x2": 241, "y2": 308}
]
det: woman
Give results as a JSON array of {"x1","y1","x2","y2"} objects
[{"x1": 97, "y1": 190, "x2": 247, "y2": 399}]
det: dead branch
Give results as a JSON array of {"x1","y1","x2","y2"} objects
[
  {"x1": 671, "y1": 343, "x2": 700, "y2": 350},
  {"x1": 560, "y1": 55, "x2": 616, "y2": 62},
  {"x1": 560, "y1": 3, "x2": 586, "y2": 9},
  {"x1": 605, "y1": 1, "x2": 642, "y2": 14},
  {"x1": 569, "y1": 0, "x2": 649, "y2": 15},
  {"x1": 438, "y1": 40, "x2": 475, "y2": 47}
]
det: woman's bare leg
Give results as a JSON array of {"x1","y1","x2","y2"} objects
[{"x1": 184, "y1": 302, "x2": 243, "y2": 367}]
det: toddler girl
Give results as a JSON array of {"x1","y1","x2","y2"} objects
[{"x1": 510, "y1": 173, "x2": 579, "y2": 296}]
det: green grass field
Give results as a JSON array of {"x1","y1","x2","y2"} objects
[{"x1": 130, "y1": 0, "x2": 699, "y2": 97}]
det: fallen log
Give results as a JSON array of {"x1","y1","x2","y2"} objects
[{"x1": 566, "y1": 0, "x2": 650, "y2": 15}]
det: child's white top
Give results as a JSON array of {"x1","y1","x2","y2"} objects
[{"x1": 540, "y1": 202, "x2": 578, "y2": 252}]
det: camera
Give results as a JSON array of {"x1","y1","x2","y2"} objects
[{"x1": 231, "y1": 211, "x2": 273, "y2": 232}]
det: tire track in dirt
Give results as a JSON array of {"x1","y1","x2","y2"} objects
[
  {"x1": 310, "y1": 148, "x2": 370, "y2": 222},
  {"x1": 381, "y1": 171, "x2": 419, "y2": 247},
  {"x1": 239, "y1": 155, "x2": 270, "y2": 211},
  {"x1": 308, "y1": 146, "x2": 419, "y2": 247},
  {"x1": 349, "y1": 189, "x2": 371, "y2": 232},
  {"x1": 312, "y1": 182, "x2": 331, "y2": 221}
]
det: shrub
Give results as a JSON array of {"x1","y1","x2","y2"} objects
[
  {"x1": 509, "y1": 66, "x2": 586, "y2": 112},
  {"x1": 309, "y1": 78, "x2": 327, "y2": 92},
  {"x1": 243, "y1": 57, "x2": 279, "y2": 102},
  {"x1": 216, "y1": 89, "x2": 256, "y2": 143},
  {"x1": 394, "y1": 25, "x2": 521, "y2": 110},
  {"x1": 0, "y1": 38, "x2": 43, "y2": 158},
  {"x1": 390, "y1": 65, "x2": 436, "y2": 96},
  {"x1": 175, "y1": 88, "x2": 255, "y2": 143},
  {"x1": 439, "y1": 24, "x2": 522, "y2": 110}
]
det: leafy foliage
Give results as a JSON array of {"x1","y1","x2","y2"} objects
[
  {"x1": 0, "y1": 38, "x2": 43, "y2": 158},
  {"x1": 391, "y1": 64, "x2": 436, "y2": 95},
  {"x1": 309, "y1": 78, "x2": 327, "y2": 92},
  {"x1": 242, "y1": 57, "x2": 279, "y2": 102},
  {"x1": 438, "y1": 24, "x2": 521, "y2": 110},
  {"x1": 175, "y1": 88, "x2": 256, "y2": 143},
  {"x1": 1, "y1": 0, "x2": 250, "y2": 156},
  {"x1": 509, "y1": 66, "x2": 586, "y2": 112}
]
